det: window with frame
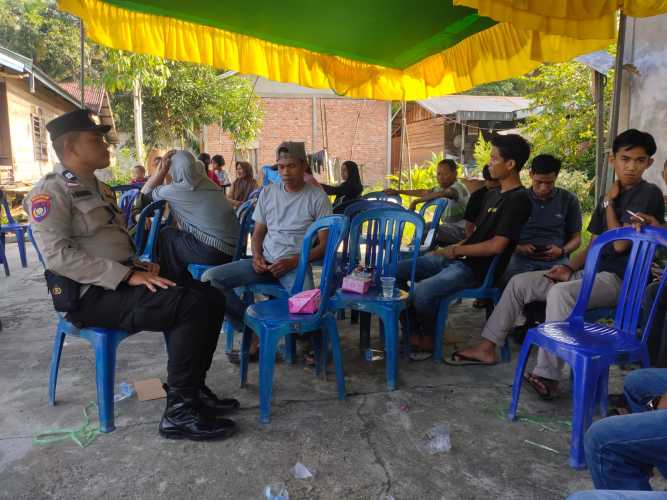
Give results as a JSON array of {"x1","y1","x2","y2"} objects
[{"x1": 31, "y1": 109, "x2": 48, "y2": 161}]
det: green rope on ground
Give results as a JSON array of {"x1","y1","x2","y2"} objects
[
  {"x1": 33, "y1": 402, "x2": 100, "y2": 448},
  {"x1": 491, "y1": 408, "x2": 573, "y2": 432}
]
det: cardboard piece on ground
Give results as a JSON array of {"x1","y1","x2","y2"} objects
[{"x1": 134, "y1": 378, "x2": 166, "y2": 401}]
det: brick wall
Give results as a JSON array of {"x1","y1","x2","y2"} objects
[{"x1": 207, "y1": 97, "x2": 390, "y2": 188}]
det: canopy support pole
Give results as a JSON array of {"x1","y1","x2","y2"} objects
[
  {"x1": 593, "y1": 69, "x2": 606, "y2": 200},
  {"x1": 79, "y1": 19, "x2": 85, "y2": 109},
  {"x1": 398, "y1": 100, "x2": 406, "y2": 190},
  {"x1": 385, "y1": 102, "x2": 392, "y2": 188},
  {"x1": 602, "y1": 13, "x2": 627, "y2": 192}
]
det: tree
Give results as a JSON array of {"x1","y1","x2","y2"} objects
[
  {"x1": 111, "y1": 62, "x2": 263, "y2": 150},
  {"x1": 97, "y1": 49, "x2": 170, "y2": 161},
  {"x1": 465, "y1": 78, "x2": 529, "y2": 96},
  {"x1": 519, "y1": 60, "x2": 613, "y2": 178},
  {"x1": 0, "y1": 0, "x2": 83, "y2": 82}
]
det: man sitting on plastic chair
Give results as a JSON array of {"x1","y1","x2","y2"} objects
[
  {"x1": 579, "y1": 367, "x2": 667, "y2": 494},
  {"x1": 203, "y1": 141, "x2": 333, "y2": 363},
  {"x1": 454, "y1": 129, "x2": 665, "y2": 395},
  {"x1": 395, "y1": 134, "x2": 532, "y2": 358},
  {"x1": 385, "y1": 158, "x2": 470, "y2": 245},
  {"x1": 26, "y1": 110, "x2": 239, "y2": 442}
]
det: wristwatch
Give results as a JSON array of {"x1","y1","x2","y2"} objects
[
  {"x1": 647, "y1": 395, "x2": 662, "y2": 410},
  {"x1": 602, "y1": 199, "x2": 613, "y2": 209}
]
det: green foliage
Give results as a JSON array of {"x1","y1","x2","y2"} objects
[
  {"x1": 1, "y1": 1, "x2": 263, "y2": 155},
  {"x1": 465, "y1": 78, "x2": 529, "y2": 96},
  {"x1": 473, "y1": 133, "x2": 491, "y2": 170},
  {"x1": 0, "y1": 0, "x2": 84, "y2": 82},
  {"x1": 520, "y1": 60, "x2": 613, "y2": 178},
  {"x1": 520, "y1": 168, "x2": 594, "y2": 212},
  {"x1": 98, "y1": 49, "x2": 170, "y2": 96},
  {"x1": 111, "y1": 65, "x2": 263, "y2": 149}
]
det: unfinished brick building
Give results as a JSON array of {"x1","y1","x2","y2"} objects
[{"x1": 204, "y1": 78, "x2": 392, "y2": 188}]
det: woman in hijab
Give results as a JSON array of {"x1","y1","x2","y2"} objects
[
  {"x1": 141, "y1": 150, "x2": 240, "y2": 282},
  {"x1": 320, "y1": 160, "x2": 363, "y2": 210},
  {"x1": 228, "y1": 161, "x2": 259, "y2": 209}
]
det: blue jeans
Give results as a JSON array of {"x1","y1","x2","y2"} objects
[
  {"x1": 568, "y1": 491, "x2": 667, "y2": 499},
  {"x1": 584, "y1": 369, "x2": 667, "y2": 491},
  {"x1": 499, "y1": 253, "x2": 568, "y2": 287},
  {"x1": 396, "y1": 255, "x2": 477, "y2": 336},
  {"x1": 202, "y1": 258, "x2": 313, "y2": 330}
]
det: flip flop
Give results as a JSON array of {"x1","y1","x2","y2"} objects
[
  {"x1": 444, "y1": 351, "x2": 497, "y2": 366},
  {"x1": 409, "y1": 351, "x2": 432, "y2": 362},
  {"x1": 523, "y1": 373, "x2": 558, "y2": 401}
]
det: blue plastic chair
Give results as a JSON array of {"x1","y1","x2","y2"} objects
[
  {"x1": 0, "y1": 195, "x2": 29, "y2": 273},
  {"x1": 432, "y1": 255, "x2": 511, "y2": 363},
  {"x1": 330, "y1": 208, "x2": 424, "y2": 390},
  {"x1": 133, "y1": 200, "x2": 166, "y2": 262},
  {"x1": 49, "y1": 317, "x2": 130, "y2": 433},
  {"x1": 508, "y1": 226, "x2": 667, "y2": 469},
  {"x1": 339, "y1": 199, "x2": 407, "y2": 327},
  {"x1": 400, "y1": 198, "x2": 448, "y2": 258},
  {"x1": 31, "y1": 228, "x2": 160, "y2": 433},
  {"x1": 241, "y1": 215, "x2": 350, "y2": 423},
  {"x1": 111, "y1": 184, "x2": 139, "y2": 196},
  {"x1": 0, "y1": 230, "x2": 7, "y2": 277},
  {"x1": 118, "y1": 188, "x2": 140, "y2": 228},
  {"x1": 362, "y1": 191, "x2": 402, "y2": 205}
]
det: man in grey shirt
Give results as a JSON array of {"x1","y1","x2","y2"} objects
[{"x1": 203, "y1": 142, "x2": 332, "y2": 340}]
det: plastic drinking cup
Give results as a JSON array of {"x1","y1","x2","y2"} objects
[{"x1": 380, "y1": 276, "x2": 395, "y2": 298}]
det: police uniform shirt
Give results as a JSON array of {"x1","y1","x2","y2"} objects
[{"x1": 24, "y1": 163, "x2": 134, "y2": 291}]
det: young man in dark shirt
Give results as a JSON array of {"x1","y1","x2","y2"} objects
[
  {"x1": 499, "y1": 154, "x2": 582, "y2": 286},
  {"x1": 396, "y1": 134, "x2": 532, "y2": 354},
  {"x1": 463, "y1": 164, "x2": 500, "y2": 238},
  {"x1": 451, "y1": 130, "x2": 665, "y2": 393}
]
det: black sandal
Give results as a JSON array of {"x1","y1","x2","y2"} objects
[
  {"x1": 523, "y1": 373, "x2": 559, "y2": 401},
  {"x1": 226, "y1": 349, "x2": 259, "y2": 365}
]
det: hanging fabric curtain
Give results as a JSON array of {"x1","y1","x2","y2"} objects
[
  {"x1": 454, "y1": 0, "x2": 667, "y2": 38},
  {"x1": 58, "y1": 0, "x2": 667, "y2": 100}
]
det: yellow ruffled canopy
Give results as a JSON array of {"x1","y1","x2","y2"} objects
[
  {"x1": 454, "y1": 0, "x2": 667, "y2": 39},
  {"x1": 59, "y1": 0, "x2": 667, "y2": 100}
]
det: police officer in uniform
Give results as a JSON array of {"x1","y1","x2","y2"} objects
[{"x1": 25, "y1": 110, "x2": 238, "y2": 441}]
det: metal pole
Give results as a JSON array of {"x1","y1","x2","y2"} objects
[
  {"x1": 79, "y1": 19, "x2": 85, "y2": 109},
  {"x1": 593, "y1": 70, "x2": 606, "y2": 200},
  {"x1": 385, "y1": 102, "x2": 392, "y2": 188},
  {"x1": 603, "y1": 13, "x2": 627, "y2": 191},
  {"x1": 398, "y1": 100, "x2": 406, "y2": 190}
]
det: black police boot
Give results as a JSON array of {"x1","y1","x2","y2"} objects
[
  {"x1": 159, "y1": 385, "x2": 237, "y2": 441},
  {"x1": 199, "y1": 384, "x2": 240, "y2": 415}
]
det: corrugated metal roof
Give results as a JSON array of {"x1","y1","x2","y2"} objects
[
  {"x1": 59, "y1": 82, "x2": 106, "y2": 113},
  {"x1": 0, "y1": 45, "x2": 80, "y2": 107},
  {"x1": 417, "y1": 95, "x2": 530, "y2": 116}
]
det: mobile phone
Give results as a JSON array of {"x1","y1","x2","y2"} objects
[
  {"x1": 533, "y1": 245, "x2": 548, "y2": 254},
  {"x1": 627, "y1": 210, "x2": 645, "y2": 222}
]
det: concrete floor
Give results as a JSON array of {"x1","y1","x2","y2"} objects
[{"x1": 0, "y1": 242, "x2": 662, "y2": 500}]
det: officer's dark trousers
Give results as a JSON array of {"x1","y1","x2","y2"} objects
[
  {"x1": 158, "y1": 226, "x2": 233, "y2": 283},
  {"x1": 66, "y1": 280, "x2": 224, "y2": 389}
]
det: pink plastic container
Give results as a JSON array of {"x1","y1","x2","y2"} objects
[
  {"x1": 288, "y1": 289, "x2": 321, "y2": 314},
  {"x1": 341, "y1": 275, "x2": 371, "y2": 294}
]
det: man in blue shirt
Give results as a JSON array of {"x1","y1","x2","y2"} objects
[{"x1": 499, "y1": 154, "x2": 582, "y2": 286}]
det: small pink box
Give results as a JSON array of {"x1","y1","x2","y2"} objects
[
  {"x1": 341, "y1": 275, "x2": 371, "y2": 294},
  {"x1": 288, "y1": 289, "x2": 321, "y2": 314}
]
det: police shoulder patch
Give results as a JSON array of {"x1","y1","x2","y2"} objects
[{"x1": 31, "y1": 194, "x2": 52, "y2": 222}]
